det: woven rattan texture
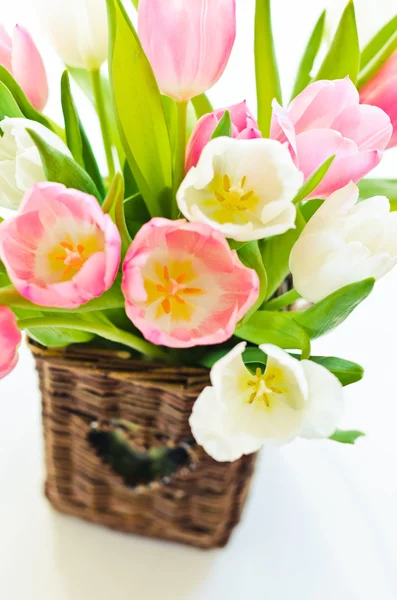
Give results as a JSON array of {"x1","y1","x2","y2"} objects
[{"x1": 30, "y1": 342, "x2": 257, "y2": 549}]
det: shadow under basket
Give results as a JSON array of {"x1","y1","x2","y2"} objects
[{"x1": 30, "y1": 340, "x2": 257, "y2": 549}]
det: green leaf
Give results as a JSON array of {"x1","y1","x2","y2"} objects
[
  {"x1": 108, "y1": 173, "x2": 132, "y2": 255},
  {"x1": 361, "y1": 15, "x2": 397, "y2": 70},
  {"x1": 300, "y1": 199, "x2": 324, "y2": 223},
  {"x1": 0, "y1": 65, "x2": 61, "y2": 135},
  {"x1": 0, "y1": 81, "x2": 24, "y2": 120},
  {"x1": 61, "y1": 71, "x2": 84, "y2": 167},
  {"x1": 238, "y1": 241, "x2": 268, "y2": 322},
  {"x1": 244, "y1": 349, "x2": 364, "y2": 387},
  {"x1": 260, "y1": 209, "x2": 305, "y2": 301},
  {"x1": 80, "y1": 127, "x2": 106, "y2": 199},
  {"x1": 292, "y1": 279, "x2": 375, "y2": 339},
  {"x1": 236, "y1": 311, "x2": 311, "y2": 359},
  {"x1": 358, "y1": 29, "x2": 397, "y2": 89},
  {"x1": 291, "y1": 10, "x2": 326, "y2": 99},
  {"x1": 130, "y1": 0, "x2": 139, "y2": 8},
  {"x1": 107, "y1": 0, "x2": 173, "y2": 218},
  {"x1": 293, "y1": 155, "x2": 335, "y2": 204},
  {"x1": 123, "y1": 160, "x2": 139, "y2": 198},
  {"x1": 191, "y1": 93, "x2": 213, "y2": 119},
  {"x1": 15, "y1": 307, "x2": 94, "y2": 347},
  {"x1": 316, "y1": 1, "x2": 360, "y2": 83},
  {"x1": 289, "y1": 354, "x2": 364, "y2": 386},
  {"x1": 211, "y1": 110, "x2": 232, "y2": 139},
  {"x1": 329, "y1": 429, "x2": 365, "y2": 444},
  {"x1": 68, "y1": 66, "x2": 125, "y2": 168},
  {"x1": 61, "y1": 72, "x2": 106, "y2": 198},
  {"x1": 358, "y1": 179, "x2": 397, "y2": 210},
  {"x1": 255, "y1": 0, "x2": 282, "y2": 136},
  {"x1": 28, "y1": 129, "x2": 102, "y2": 201},
  {"x1": 124, "y1": 193, "x2": 151, "y2": 239}
]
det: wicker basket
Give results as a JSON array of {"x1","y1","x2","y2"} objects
[{"x1": 30, "y1": 341, "x2": 257, "y2": 549}]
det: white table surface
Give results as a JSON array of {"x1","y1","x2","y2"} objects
[{"x1": 1, "y1": 1, "x2": 397, "y2": 598}]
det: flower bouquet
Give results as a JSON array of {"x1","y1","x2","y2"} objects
[{"x1": 0, "y1": 0, "x2": 396, "y2": 548}]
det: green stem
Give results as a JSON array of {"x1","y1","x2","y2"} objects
[
  {"x1": 0, "y1": 286, "x2": 125, "y2": 313},
  {"x1": 264, "y1": 289, "x2": 301, "y2": 311},
  {"x1": 17, "y1": 317, "x2": 167, "y2": 361},
  {"x1": 90, "y1": 68, "x2": 115, "y2": 180},
  {"x1": 0, "y1": 286, "x2": 21, "y2": 306},
  {"x1": 172, "y1": 101, "x2": 188, "y2": 219},
  {"x1": 115, "y1": 185, "x2": 132, "y2": 256}
]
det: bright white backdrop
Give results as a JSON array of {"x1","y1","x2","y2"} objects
[{"x1": 0, "y1": 1, "x2": 397, "y2": 599}]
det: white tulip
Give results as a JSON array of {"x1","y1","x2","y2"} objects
[
  {"x1": 189, "y1": 342, "x2": 343, "y2": 462},
  {"x1": 177, "y1": 137, "x2": 303, "y2": 242},
  {"x1": 0, "y1": 118, "x2": 70, "y2": 210},
  {"x1": 290, "y1": 182, "x2": 397, "y2": 303},
  {"x1": 36, "y1": 0, "x2": 108, "y2": 70},
  {"x1": 326, "y1": 0, "x2": 396, "y2": 46}
]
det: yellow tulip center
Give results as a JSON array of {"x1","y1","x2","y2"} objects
[
  {"x1": 145, "y1": 261, "x2": 204, "y2": 322},
  {"x1": 213, "y1": 174, "x2": 257, "y2": 212},
  {"x1": 247, "y1": 368, "x2": 283, "y2": 408},
  {"x1": 45, "y1": 231, "x2": 104, "y2": 282}
]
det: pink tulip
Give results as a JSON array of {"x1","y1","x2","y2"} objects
[
  {"x1": 185, "y1": 101, "x2": 262, "y2": 172},
  {"x1": 0, "y1": 24, "x2": 48, "y2": 112},
  {"x1": 360, "y1": 52, "x2": 397, "y2": 149},
  {"x1": 138, "y1": 0, "x2": 236, "y2": 102},
  {"x1": 122, "y1": 218, "x2": 259, "y2": 348},
  {"x1": 0, "y1": 306, "x2": 21, "y2": 380},
  {"x1": 271, "y1": 78, "x2": 392, "y2": 198},
  {"x1": 0, "y1": 183, "x2": 121, "y2": 309}
]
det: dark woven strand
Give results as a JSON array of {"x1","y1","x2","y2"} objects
[{"x1": 30, "y1": 341, "x2": 257, "y2": 549}]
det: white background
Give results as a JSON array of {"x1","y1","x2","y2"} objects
[{"x1": 1, "y1": 1, "x2": 397, "y2": 599}]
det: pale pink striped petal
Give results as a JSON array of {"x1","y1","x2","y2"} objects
[
  {"x1": 138, "y1": 0, "x2": 236, "y2": 102},
  {"x1": 12, "y1": 25, "x2": 48, "y2": 111},
  {"x1": 295, "y1": 129, "x2": 382, "y2": 198}
]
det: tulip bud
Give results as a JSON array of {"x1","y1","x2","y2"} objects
[
  {"x1": 36, "y1": 0, "x2": 108, "y2": 70},
  {"x1": 138, "y1": 0, "x2": 236, "y2": 102},
  {"x1": 290, "y1": 182, "x2": 397, "y2": 303},
  {"x1": 0, "y1": 25, "x2": 48, "y2": 111},
  {"x1": 0, "y1": 118, "x2": 71, "y2": 210},
  {"x1": 185, "y1": 101, "x2": 262, "y2": 172},
  {"x1": 360, "y1": 52, "x2": 397, "y2": 149}
]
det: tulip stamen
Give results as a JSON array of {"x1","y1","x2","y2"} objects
[
  {"x1": 55, "y1": 240, "x2": 88, "y2": 278},
  {"x1": 241, "y1": 191, "x2": 254, "y2": 202},
  {"x1": 247, "y1": 368, "x2": 279, "y2": 408},
  {"x1": 147, "y1": 262, "x2": 205, "y2": 320},
  {"x1": 223, "y1": 174, "x2": 232, "y2": 192},
  {"x1": 213, "y1": 173, "x2": 257, "y2": 213}
]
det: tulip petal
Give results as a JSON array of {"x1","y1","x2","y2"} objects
[
  {"x1": 295, "y1": 129, "x2": 382, "y2": 198},
  {"x1": 299, "y1": 360, "x2": 344, "y2": 439},
  {"x1": 36, "y1": 0, "x2": 108, "y2": 69},
  {"x1": 0, "y1": 25, "x2": 13, "y2": 73},
  {"x1": 138, "y1": 0, "x2": 236, "y2": 102},
  {"x1": 12, "y1": 25, "x2": 48, "y2": 111},
  {"x1": 289, "y1": 78, "x2": 359, "y2": 133},
  {"x1": 189, "y1": 386, "x2": 263, "y2": 462},
  {"x1": 331, "y1": 104, "x2": 392, "y2": 151},
  {"x1": 0, "y1": 307, "x2": 22, "y2": 380}
]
